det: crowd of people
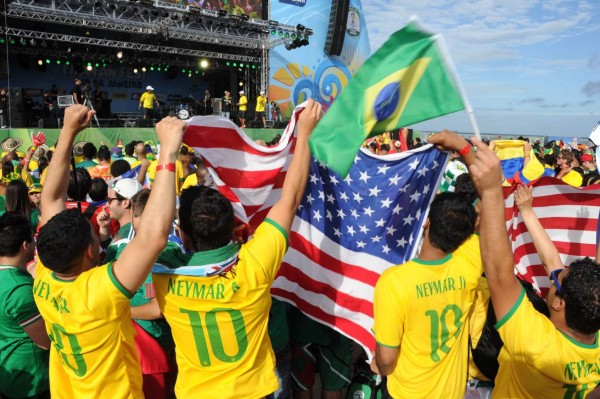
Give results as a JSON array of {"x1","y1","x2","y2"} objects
[{"x1": 1, "y1": 101, "x2": 600, "y2": 399}]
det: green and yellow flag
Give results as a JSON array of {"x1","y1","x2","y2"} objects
[{"x1": 309, "y1": 20, "x2": 465, "y2": 176}]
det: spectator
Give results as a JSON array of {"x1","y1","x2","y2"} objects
[
  {"x1": 373, "y1": 131, "x2": 482, "y2": 398},
  {"x1": 33, "y1": 106, "x2": 183, "y2": 397},
  {"x1": 76, "y1": 142, "x2": 98, "y2": 169},
  {"x1": 468, "y1": 136, "x2": 600, "y2": 399},
  {"x1": 151, "y1": 99, "x2": 322, "y2": 398},
  {"x1": 0, "y1": 212, "x2": 50, "y2": 399}
]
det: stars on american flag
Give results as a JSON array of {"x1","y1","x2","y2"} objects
[{"x1": 297, "y1": 147, "x2": 448, "y2": 264}]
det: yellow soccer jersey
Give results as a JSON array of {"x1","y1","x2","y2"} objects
[
  {"x1": 139, "y1": 92, "x2": 157, "y2": 109},
  {"x1": 373, "y1": 234, "x2": 483, "y2": 399},
  {"x1": 238, "y1": 95, "x2": 248, "y2": 111},
  {"x1": 467, "y1": 276, "x2": 492, "y2": 382},
  {"x1": 153, "y1": 219, "x2": 288, "y2": 399},
  {"x1": 494, "y1": 287, "x2": 600, "y2": 399},
  {"x1": 147, "y1": 159, "x2": 185, "y2": 194},
  {"x1": 33, "y1": 262, "x2": 143, "y2": 399}
]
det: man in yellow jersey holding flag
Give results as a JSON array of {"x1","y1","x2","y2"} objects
[
  {"x1": 467, "y1": 135, "x2": 600, "y2": 399},
  {"x1": 152, "y1": 99, "x2": 323, "y2": 399},
  {"x1": 33, "y1": 104, "x2": 184, "y2": 399},
  {"x1": 372, "y1": 131, "x2": 483, "y2": 399}
]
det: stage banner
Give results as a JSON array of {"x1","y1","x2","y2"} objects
[{"x1": 269, "y1": 0, "x2": 371, "y2": 120}]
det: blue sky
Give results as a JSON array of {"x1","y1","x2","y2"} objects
[{"x1": 362, "y1": 0, "x2": 600, "y2": 137}]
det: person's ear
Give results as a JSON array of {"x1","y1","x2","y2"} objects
[{"x1": 550, "y1": 295, "x2": 566, "y2": 313}]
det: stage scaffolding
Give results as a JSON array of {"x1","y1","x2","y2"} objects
[{"x1": 1, "y1": 0, "x2": 313, "y2": 85}]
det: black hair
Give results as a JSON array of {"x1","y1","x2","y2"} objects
[
  {"x1": 427, "y1": 192, "x2": 476, "y2": 253},
  {"x1": 37, "y1": 209, "x2": 93, "y2": 274},
  {"x1": 179, "y1": 186, "x2": 234, "y2": 251},
  {"x1": 455, "y1": 173, "x2": 477, "y2": 205},
  {"x1": 559, "y1": 258, "x2": 600, "y2": 335},
  {"x1": 379, "y1": 143, "x2": 390, "y2": 152},
  {"x1": 88, "y1": 178, "x2": 108, "y2": 202},
  {"x1": 110, "y1": 160, "x2": 131, "y2": 178},
  {"x1": 97, "y1": 146, "x2": 110, "y2": 162},
  {"x1": 6, "y1": 180, "x2": 32, "y2": 222},
  {"x1": 124, "y1": 142, "x2": 135, "y2": 157},
  {"x1": 2, "y1": 161, "x2": 14, "y2": 177},
  {"x1": 543, "y1": 153, "x2": 556, "y2": 167},
  {"x1": 82, "y1": 142, "x2": 97, "y2": 160},
  {"x1": 38, "y1": 156, "x2": 49, "y2": 174},
  {"x1": 0, "y1": 212, "x2": 33, "y2": 257},
  {"x1": 67, "y1": 167, "x2": 92, "y2": 201}
]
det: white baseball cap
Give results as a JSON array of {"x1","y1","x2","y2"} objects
[
  {"x1": 260, "y1": 91, "x2": 265, "y2": 95},
  {"x1": 146, "y1": 85, "x2": 154, "y2": 91},
  {"x1": 239, "y1": 90, "x2": 244, "y2": 94},
  {"x1": 112, "y1": 178, "x2": 143, "y2": 199}
]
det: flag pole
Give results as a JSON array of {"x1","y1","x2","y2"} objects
[{"x1": 431, "y1": 31, "x2": 482, "y2": 140}]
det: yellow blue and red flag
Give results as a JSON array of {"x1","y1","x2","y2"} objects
[{"x1": 308, "y1": 20, "x2": 465, "y2": 176}]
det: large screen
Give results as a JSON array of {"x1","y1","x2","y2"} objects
[{"x1": 184, "y1": 0, "x2": 265, "y2": 19}]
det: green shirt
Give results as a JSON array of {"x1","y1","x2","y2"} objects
[
  {"x1": 104, "y1": 222, "x2": 134, "y2": 264},
  {"x1": 76, "y1": 159, "x2": 98, "y2": 169},
  {"x1": 110, "y1": 225, "x2": 173, "y2": 350},
  {"x1": 0, "y1": 266, "x2": 50, "y2": 397}
]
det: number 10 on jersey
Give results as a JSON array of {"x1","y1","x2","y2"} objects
[{"x1": 181, "y1": 307, "x2": 249, "y2": 367}]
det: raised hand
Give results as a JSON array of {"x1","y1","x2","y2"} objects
[
  {"x1": 156, "y1": 116, "x2": 186, "y2": 159},
  {"x1": 63, "y1": 104, "x2": 95, "y2": 136},
  {"x1": 33, "y1": 132, "x2": 46, "y2": 147},
  {"x1": 297, "y1": 99, "x2": 323, "y2": 138},
  {"x1": 514, "y1": 184, "x2": 533, "y2": 211},
  {"x1": 428, "y1": 130, "x2": 469, "y2": 153},
  {"x1": 468, "y1": 138, "x2": 504, "y2": 196}
]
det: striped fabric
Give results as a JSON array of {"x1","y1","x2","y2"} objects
[
  {"x1": 183, "y1": 110, "x2": 302, "y2": 234},
  {"x1": 505, "y1": 177, "x2": 600, "y2": 295}
]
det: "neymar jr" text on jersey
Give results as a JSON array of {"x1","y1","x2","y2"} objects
[
  {"x1": 167, "y1": 278, "x2": 229, "y2": 299},
  {"x1": 415, "y1": 276, "x2": 467, "y2": 299}
]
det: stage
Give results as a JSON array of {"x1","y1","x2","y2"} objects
[{"x1": 0, "y1": 127, "x2": 284, "y2": 150}]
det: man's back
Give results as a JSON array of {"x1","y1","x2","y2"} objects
[
  {"x1": 373, "y1": 234, "x2": 482, "y2": 399},
  {"x1": 0, "y1": 266, "x2": 49, "y2": 398},
  {"x1": 494, "y1": 289, "x2": 600, "y2": 399},
  {"x1": 153, "y1": 219, "x2": 287, "y2": 398},
  {"x1": 34, "y1": 262, "x2": 143, "y2": 398}
]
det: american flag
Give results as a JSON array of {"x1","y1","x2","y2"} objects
[
  {"x1": 182, "y1": 104, "x2": 450, "y2": 353},
  {"x1": 505, "y1": 177, "x2": 600, "y2": 296},
  {"x1": 183, "y1": 109, "x2": 302, "y2": 233},
  {"x1": 272, "y1": 145, "x2": 449, "y2": 353}
]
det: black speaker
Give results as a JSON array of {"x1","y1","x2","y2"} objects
[
  {"x1": 136, "y1": 118, "x2": 154, "y2": 127},
  {"x1": 248, "y1": 121, "x2": 262, "y2": 128},
  {"x1": 275, "y1": 121, "x2": 288, "y2": 129},
  {"x1": 324, "y1": 0, "x2": 350, "y2": 56}
]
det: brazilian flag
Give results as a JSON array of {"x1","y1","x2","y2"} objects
[{"x1": 309, "y1": 20, "x2": 465, "y2": 176}]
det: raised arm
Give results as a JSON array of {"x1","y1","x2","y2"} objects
[
  {"x1": 427, "y1": 130, "x2": 476, "y2": 167},
  {"x1": 469, "y1": 138, "x2": 522, "y2": 321},
  {"x1": 514, "y1": 184, "x2": 563, "y2": 274},
  {"x1": 264, "y1": 99, "x2": 322, "y2": 234},
  {"x1": 39, "y1": 105, "x2": 95, "y2": 227},
  {"x1": 112, "y1": 117, "x2": 185, "y2": 294}
]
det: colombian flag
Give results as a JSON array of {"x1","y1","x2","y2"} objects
[
  {"x1": 309, "y1": 19, "x2": 465, "y2": 176},
  {"x1": 494, "y1": 140, "x2": 544, "y2": 185}
]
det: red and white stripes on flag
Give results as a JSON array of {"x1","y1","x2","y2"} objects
[
  {"x1": 183, "y1": 107, "x2": 303, "y2": 233},
  {"x1": 505, "y1": 177, "x2": 600, "y2": 296}
]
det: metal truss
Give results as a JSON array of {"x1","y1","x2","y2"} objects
[
  {"x1": 260, "y1": 46, "x2": 269, "y2": 92},
  {"x1": 1, "y1": 27, "x2": 261, "y2": 62},
  {"x1": 4, "y1": 5, "x2": 263, "y2": 49},
  {"x1": 3, "y1": 46, "x2": 226, "y2": 69}
]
